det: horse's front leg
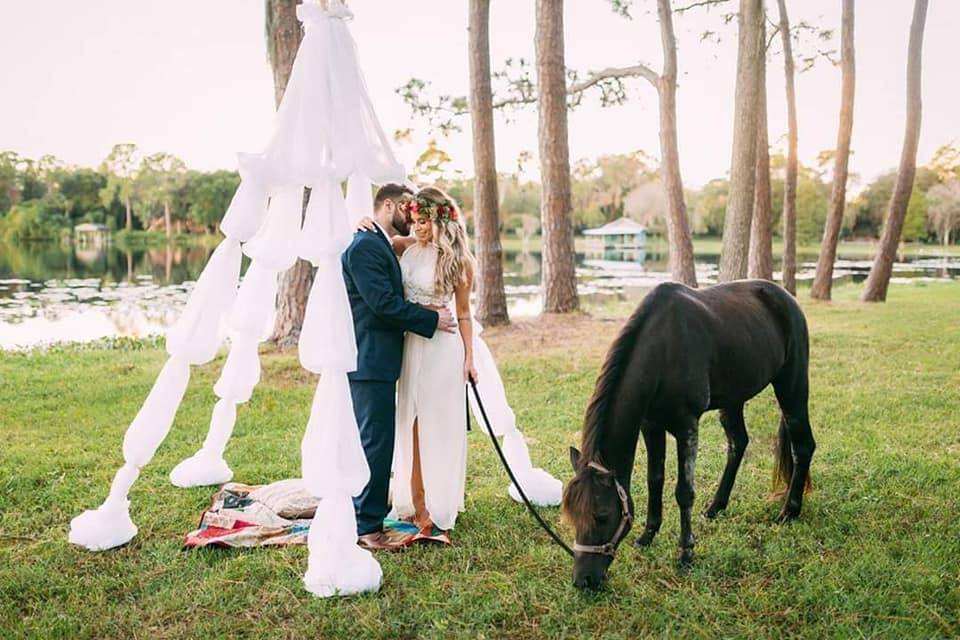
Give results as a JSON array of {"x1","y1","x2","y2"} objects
[
  {"x1": 675, "y1": 419, "x2": 699, "y2": 569},
  {"x1": 635, "y1": 427, "x2": 665, "y2": 548},
  {"x1": 705, "y1": 405, "x2": 749, "y2": 519}
]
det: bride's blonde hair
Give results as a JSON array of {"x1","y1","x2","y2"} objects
[{"x1": 417, "y1": 186, "x2": 475, "y2": 296}]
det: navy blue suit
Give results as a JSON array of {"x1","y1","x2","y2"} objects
[{"x1": 342, "y1": 227, "x2": 438, "y2": 535}]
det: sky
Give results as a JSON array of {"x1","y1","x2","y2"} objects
[{"x1": 1, "y1": 1, "x2": 957, "y2": 190}]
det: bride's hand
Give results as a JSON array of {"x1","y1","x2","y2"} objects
[
  {"x1": 356, "y1": 216, "x2": 376, "y2": 232},
  {"x1": 464, "y1": 358, "x2": 479, "y2": 384}
]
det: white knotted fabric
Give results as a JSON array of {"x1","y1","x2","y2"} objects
[
  {"x1": 470, "y1": 325, "x2": 563, "y2": 507},
  {"x1": 69, "y1": 0, "x2": 400, "y2": 597}
]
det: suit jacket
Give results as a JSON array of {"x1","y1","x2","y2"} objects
[{"x1": 341, "y1": 227, "x2": 439, "y2": 382}]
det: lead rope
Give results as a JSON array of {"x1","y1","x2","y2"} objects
[{"x1": 467, "y1": 379, "x2": 575, "y2": 557}]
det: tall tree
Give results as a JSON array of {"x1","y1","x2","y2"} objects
[
  {"x1": 468, "y1": 0, "x2": 509, "y2": 326},
  {"x1": 137, "y1": 153, "x2": 187, "y2": 238},
  {"x1": 535, "y1": 0, "x2": 579, "y2": 312},
  {"x1": 810, "y1": 0, "x2": 855, "y2": 301},
  {"x1": 621, "y1": 0, "x2": 699, "y2": 287},
  {"x1": 748, "y1": 24, "x2": 773, "y2": 281},
  {"x1": 718, "y1": 0, "x2": 765, "y2": 282},
  {"x1": 776, "y1": 0, "x2": 798, "y2": 293},
  {"x1": 861, "y1": 0, "x2": 928, "y2": 302},
  {"x1": 99, "y1": 144, "x2": 139, "y2": 231},
  {"x1": 267, "y1": 0, "x2": 312, "y2": 348},
  {"x1": 927, "y1": 180, "x2": 960, "y2": 247}
]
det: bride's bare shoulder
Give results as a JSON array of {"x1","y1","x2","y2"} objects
[{"x1": 391, "y1": 235, "x2": 417, "y2": 257}]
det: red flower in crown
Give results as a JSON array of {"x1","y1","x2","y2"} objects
[
  {"x1": 449, "y1": 209, "x2": 458, "y2": 221},
  {"x1": 410, "y1": 200, "x2": 420, "y2": 214}
]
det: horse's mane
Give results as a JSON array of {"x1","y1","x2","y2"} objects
[{"x1": 580, "y1": 302, "x2": 650, "y2": 464}]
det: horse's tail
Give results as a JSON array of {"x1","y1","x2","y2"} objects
[
  {"x1": 771, "y1": 417, "x2": 793, "y2": 497},
  {"x1": 771, "y1": 417, "x2": 813, "y2": 498}
]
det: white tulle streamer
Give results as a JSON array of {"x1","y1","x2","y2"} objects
[
  {"x1": 214, "y1": 335, "x2": 262, "y2": 403},
  {"x1": 68, "y1": 464, "x2": 140, "y2": 550},
  {"x1": 165, "y1": 238, "x2": 241, "y2": 364},
  {"x1": 299, "y1": 262, "x2": 357, "y2": 374},
  {"x1": 304, "y1": 495, "x2": 382, "y2": 597},
  {"x1": 471, "y1": 331, "x2": 563, "y2": 507},
  {"x1": 344, "y1": 173, "x2": 373, "y2": 226},
  {"x1": 243, "y1": 187, "x2": 304, "y2": 272},
  {"x1": 121, "y1": 357, "x2": 191, "y2": 467},
  {"x1": 299, "y1": 179, "x2": 353, "y2": 264},
  {"x1": 169, "y1": 399, "x2": 236, "y2": 488},
  {"x1": 301, "y1": 373, "x2": 369, "y2": 498},
  {"x1": 74, "y1": 1, "x2": 407, "y2": 597},
  {"x1": 227, "y1": 262, "x2": 278, "y2": 339},
  {"x1": 220, "y1": 179, "x2": 269, "y2": 242}
]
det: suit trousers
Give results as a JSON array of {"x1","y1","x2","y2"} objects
[{"x1": 349, "y1": 379, "x2": 396, "y2": 535}]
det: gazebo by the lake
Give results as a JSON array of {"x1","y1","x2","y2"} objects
[
  {"x1": 74, "y1": 223, "x2": 109, "y2": 247},
  {"x1": 582, "y1": 216, "x2": 647, "y2": 249}
]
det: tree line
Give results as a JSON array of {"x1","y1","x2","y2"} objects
[
  {"x1": 0, "y1": 146, "x2": 239, "y2": 242},
  {"x1": 6, "y1": 141, "x2": 954, "y2": 251}
]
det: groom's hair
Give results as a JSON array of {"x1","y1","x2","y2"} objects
[{"x1": 374, "y1": 183, "x2": 413, "y2": 211}]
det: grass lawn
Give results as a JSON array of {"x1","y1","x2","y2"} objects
[{"x1": 1, "y1": 282, "x2": 958, "y2": 638}]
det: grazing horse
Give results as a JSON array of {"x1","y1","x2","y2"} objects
[{"x1": 561, "y1": 280, "x2": 815, "y2": 590}]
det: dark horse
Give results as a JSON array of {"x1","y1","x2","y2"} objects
[{"x1": 561, "y1": 280, "x2": 815, "y2": 590}]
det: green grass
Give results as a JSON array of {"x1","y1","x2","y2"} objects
[{"x1": 2, "y1": 282, "x2": 959, "y2": 638}]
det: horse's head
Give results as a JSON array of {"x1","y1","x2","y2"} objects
[{"x1": 561, "y1": 447, "x2": 633, "y2": 591}]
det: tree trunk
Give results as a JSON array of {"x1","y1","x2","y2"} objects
[
  {"x1": 535, "y1": 0, "x2": 579, "y2": 313},
  {"x1": 748, "y1": 37, "x2": 773, "y2": 281},
  {"x1": 776, "y1": 0, "x2": 798, "y2": 294},
  {"x1": 164, "y1": 199, "x2": 172, "y2": 239},
  {"x1": 124, "y1": 195, "x2": 132, "y2": 231},
  {"x1": 267, "y1": 0, "x2": 314, "y2": 348},
  {"x1": 718, "y1": 0, "x2": 764, "y2": 282},
  {"x1": 861, "y1": 0, "x2": 928, "y2": 302},
  {"x1": 657, "y1": 0, "x2": 697, "y2": 287},
  {"x1": 468, "y1": 0, "x2": 509, "y2": 326},
  {"x1": 810, "y1": 0, "x2": 855, "y2": 301}
]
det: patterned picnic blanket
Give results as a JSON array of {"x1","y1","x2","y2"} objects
[{"x1": 184, "y1": 480, "x2": 450, "y2": 548}]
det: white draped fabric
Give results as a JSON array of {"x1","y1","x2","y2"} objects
[
  {"x1": 70, "y1": 0, "x2": 395, "y2": 597},
  {"x1": 69, "y1": 0, "x2": 560, "y2": 598}
]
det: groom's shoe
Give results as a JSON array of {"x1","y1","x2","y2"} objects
[{"x1": 358, "y1": 531, "x2": 405, "y2": 552}]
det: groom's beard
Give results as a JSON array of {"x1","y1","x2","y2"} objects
[{"x1": 392, "y1": 210, "x2": 411, "y2": 237}]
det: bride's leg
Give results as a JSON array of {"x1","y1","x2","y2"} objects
[{"x1": 411, "y1": 418, "x2": 433, "y2": 530}]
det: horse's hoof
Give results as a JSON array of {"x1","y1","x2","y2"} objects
[
  {"x1": 776, "y1": 506, "x2": 801, "y2": 523},
  {"x1": 678, "y1": 548, "x2": 695, "y2": 571},
  {"x1": 634, "y1": 529, "x2": 657, "y2": 548},
  {"x1": 704, "y1": 503, "x2": 726, "y2": 519}
]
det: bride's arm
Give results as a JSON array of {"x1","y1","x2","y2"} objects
[
  {"x1": 454, "y1": 262, "x2": 478, "y2": 383},
  {"x1": 391, "y1": 235, "x2": 417, "y2": 257}
]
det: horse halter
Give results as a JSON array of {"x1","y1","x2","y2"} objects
[{"x1": 572, "y1": 461, "x2": 633, "y2": 558}]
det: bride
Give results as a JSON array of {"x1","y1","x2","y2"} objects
[{"x1": 360, "y1": 186, "x2": 477, "y2": 534}]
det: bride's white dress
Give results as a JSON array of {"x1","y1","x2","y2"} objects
[{"x1": 390, "y1": 243, "x2": 468, "y2": 530}]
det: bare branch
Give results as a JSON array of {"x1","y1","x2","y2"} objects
[
  {"x1": 489, "y1": 64, "x2": 658, "y2": 110},
  {"x1": 674, "y1": 0, "x2": 731, "y2": 15},
  {"x1": 766, "y1": 25, "x2": 781, "y2": 52},
  {"x1": 572, "y1": 64, "x2": 660, "y2": 92}
]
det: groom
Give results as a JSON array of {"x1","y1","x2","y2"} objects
[{"x1": 341, "y1": 183, "x2": 456, "y2": 550}]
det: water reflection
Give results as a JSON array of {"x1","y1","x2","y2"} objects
[{"x1": 0, "y1": 240, "x2": 957, "y2": 349}]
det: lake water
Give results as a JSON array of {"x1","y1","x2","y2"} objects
[{"x1": 1, "y1": 239, "x2": 957, "y2": 349}]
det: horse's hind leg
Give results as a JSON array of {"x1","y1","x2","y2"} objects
[
  {"x1": 705, "y1": 404, "x2": 749, "y2": 519},
  {"x1": 772, "y1": 368, "x2": 816, "y2": 522},
  {"x1": 674, "y1": 416, "x2": 700, "y2": 569},
  {"x1": 635, "y1": 427, "x2": 665, "y2": 548}
]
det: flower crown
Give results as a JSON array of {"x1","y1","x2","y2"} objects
[{"x1": 399, "y1": 194, "x2": 459, "y2": 224}]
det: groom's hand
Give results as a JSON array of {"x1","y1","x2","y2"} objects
[{"x1": 433, "y1": 307, "x2": 457, "y2": 334}]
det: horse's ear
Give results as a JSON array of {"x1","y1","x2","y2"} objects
[{"x1": 569, "y1": 446, "x2": 581, "y2": 471}]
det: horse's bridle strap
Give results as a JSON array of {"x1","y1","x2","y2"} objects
[{"x1": 572, "y1": 461, "x2": 633, "y2": 557}]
